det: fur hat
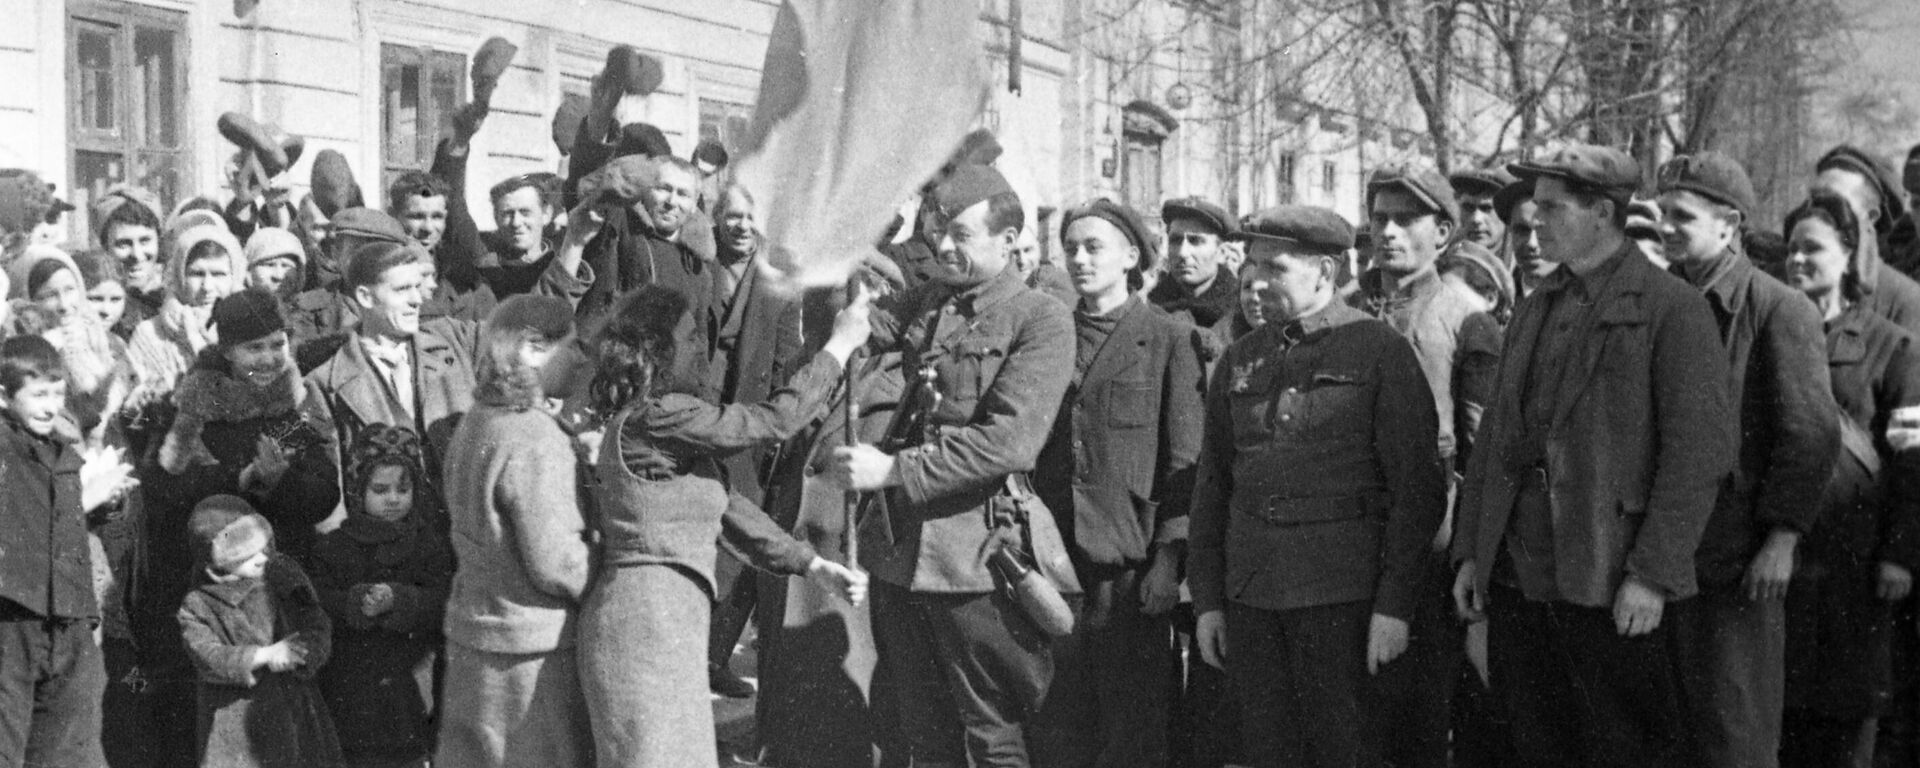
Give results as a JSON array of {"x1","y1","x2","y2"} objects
[{"x1": 189, "y1": 495, "x2": 274, "y2": 571}]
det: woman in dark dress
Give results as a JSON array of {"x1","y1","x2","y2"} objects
[{"x1": 1780, "y1": 190, "x2": 1920, "y2": 768}]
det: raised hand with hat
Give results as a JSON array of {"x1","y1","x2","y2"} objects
[{"x1": 471, "y1": 36, "x2": 519, "y2": 109}]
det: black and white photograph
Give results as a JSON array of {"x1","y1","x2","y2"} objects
[{"x1": 1, "y1": 0, "x2": 1919, "y2": 766}]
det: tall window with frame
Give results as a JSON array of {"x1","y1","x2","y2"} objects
[
  {"x1": 380, "y1": 43, "x2": 467, "y2": 205},
  {"x1": 68, "y1": 2, "x2": 188, "y2": 244}
]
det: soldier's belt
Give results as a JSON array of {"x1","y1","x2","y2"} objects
[{"x1": 1237, "y1": 492, "x2": 1386, "y2": 526}]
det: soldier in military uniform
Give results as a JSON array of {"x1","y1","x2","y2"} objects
[
  {"x1": 835, "y1": 163, "x2": 1080, "y2": 768},
  {"x1": 1189, "y1": 206, "x2": 1448, "y2": 768}
]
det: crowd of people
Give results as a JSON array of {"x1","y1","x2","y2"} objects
[{"x1": 1, "y1": 33, "x2": 1920, "y2": 768}]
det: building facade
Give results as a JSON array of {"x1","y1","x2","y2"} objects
[{"x1": 2, "y1": 0, "x2": 1464, "y2": 248}]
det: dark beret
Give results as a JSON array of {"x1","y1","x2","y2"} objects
[
  {"x1": 1448, "y1": 167, "x2": 1519, "y2": 198},
  {"x1": 1367, "y1": 164, "x2": 1459, "y2": 226},
  {"x1": 1161, "y1": 196, "x2": 1237, "y2": 237},
  {"x1": 1493, "y1": 178, "x2": 1535, "y2": 224},
  {"x1": 1232, "y1": 205, "x2": 1355, "y2": 255},
  {"x1": 1508, "y1": 144, "x2": 1641, "y2": 194},
  {"x1": 615, "y1": 122, "x2": 673, "y2": 160},
  {"x1": 488, "y1": 294, "x2": 576, "y2": 340},
  {"x1": 553, "y1": 93, "x2": 590, "y2": 156},
  {"x1": 1817, "y1": 144, "x2": 1907, "y2": 225},
  {"x1": 931, "y1": 164, "x2": 1015, "y2": 222},
  {"x1": 330, "y1": 207, "x2": 408, "y2": 245},
  {"x1": 577, "y1": 155, "x2": 658, "y2": 209},
  {"x1": 1656, "y1": 150, "x2": 1757, "y2": 216},
  {"x1": 1062, "y1": 198, "x2": 1160, "y2": 274},
  {"x1": 605, "y1": 45, "x2": 665, "y2": 96},
  {"x1": 309, "y1": 150, "x2": 363, "y2": 218},
  {"x1": 692, "y1": 139, "x2": 730, "y2": 171}
]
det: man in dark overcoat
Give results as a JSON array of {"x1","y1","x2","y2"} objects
[
  {"x1": 1654, "y1": 151, "x2": 1839, "y2": 768},
  {"x1": 1030, "y1": 198, "x2": 1206, "y2": 767},
  {"x1": 1451, "y1": 144, "x2": 1735, "y2": 768}
]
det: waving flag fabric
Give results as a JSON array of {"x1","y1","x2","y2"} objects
[{"x1": 735, "y1": 0, "x2": 989, "y2": 288}]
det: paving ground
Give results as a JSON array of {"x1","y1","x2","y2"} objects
[{"x1": 712, "y1": 628, "x2": 763, "y2": 767}]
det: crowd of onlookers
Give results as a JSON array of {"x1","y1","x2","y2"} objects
[{"x1": 7, "y1": 28, "x2": 1920, "y2": 768}]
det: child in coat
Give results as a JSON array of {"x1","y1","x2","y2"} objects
[
  {"x1": 312, "y1": 424, "x2": 451, "y2": 767},
  {"x1": 177, "y1": 494, "x2": 343, "y2": 768}
]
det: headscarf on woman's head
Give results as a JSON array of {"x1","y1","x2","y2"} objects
[
  {"x1": 90, "y1": 185, "x2": 162, "y2": 242},
  {"x1": 1785, "y1": 188, "x2": 1878, "y2": 303},
  {"x1": 166, "y1": 224, "x2": 244, "y2": 301},
  {"x1": 6, "y1": 244, "x2": 79, "y2": 302}
]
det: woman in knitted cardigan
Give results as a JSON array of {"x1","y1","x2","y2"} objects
[
  {"x1": 436, "y1": 295, "x2": 595, "y2": 768},
  {"x1": 579, "y1": 283, "x2": 869, "y2": 768}
]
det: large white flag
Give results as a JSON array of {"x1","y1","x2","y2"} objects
[{"x1": 735, "y1": 0, "x2": 988, "y2": 288}]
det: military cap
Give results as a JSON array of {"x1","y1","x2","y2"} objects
[
  {"x1": 553, "y1": 93, "x2": 591, "y2": 155},
  {"x1": 330, "y1": 207, "x2": 408, "y2": 244},
  {"x1": 931, "y1": 163, "x2": 1015, "y2": 222},
  {"x1": 577, "y1": 155, "x2": 659, "y2": 209},
  {"x1": 487, "y1": 294, "x2": 576, "y2": 340},
  {"x1": 1656, "y1": 151, "x2": 1757, "y2": 216},
  {"x1": 1817, "y1": 144, "x2": 1907, "y2": 225},
  {"x1": 1493, "y1": 178, "x2": 1535, "y2": 224},
  {"x1": 1449, "y1": 167, "x2": 1518, "y2": 198},
  {"x1": 1231, "y1": 205, "x2": 1355, "y2": 255},
  {"x1": 604, "y1": 44, "x2": 664, "y2": 96},
  {"x1": 1161, "y1": 196, "x2": 1237, "y2": 237},
  {"x1": 471, "y1": 37, "x2": 519, "y2": 107},
  {"x1": 1062, "y1": 198, "x2": 1160, "y2": 274},
  {"x1": 1508, "y1": 144, "x2": 1641, "y2": 193},
  {"x1": 1367, "y1": 164, "x2": 1459, "y2": 226},
  {"x1": 309, "y1": 150, "x2": 363, "y2": 217},
  {"x1": 950, "y1": 129, "x2": 1004, "y2": 168}
]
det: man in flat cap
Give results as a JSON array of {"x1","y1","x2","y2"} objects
[
  {"x1": 1352, "y1": 162, "x2": 1498, "y2": 768},
  {"x1": 1655, "y1": 151, "x2": 1838, "y2": 768},
  {"x1": 834, "y1": 163, "x2": 1080, "y2": 768},
  {"x1": 1152, "y1": 197, "x2": 1241, "y2": 328},
  {"x1": 1189, "y1": 205, "x2": 1446, "y2": 768},
  {"x1": 1451, "y1": 168, "x2": 1518, "y2": 254},
  {"x1": 1814, "y1": 145, "x2": 1920, "y2": 334},
  {"x1": 1029, "y1": 198, "x2": 1206, "y2": 768},
  {"x1": 1452, "y1": 144, "x2": 1734, "y2": 768}
]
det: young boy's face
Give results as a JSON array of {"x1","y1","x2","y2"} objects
[
  {"x1": 4, "y1": 376, "x2": 66, "y2": 436},
  {"x1": 363, "y1": 464, "x2": 413, "y2": 523},
  {"x1": 226, "y1": 549, "x2": 269, "y2": 580}
]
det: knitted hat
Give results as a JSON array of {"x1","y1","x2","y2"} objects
[
  {"x1": 244, "y1": 227, "x2": 305, "y2": 269},
  {"x1": 189, "y1": 495, "x2": 274, "y2": 570},
  {"x1": 344, "y1": 423, "x2": 424, "y2": 520},
  {"x1": 210, "y1": 289, "x2": 285, "y2": 347}
]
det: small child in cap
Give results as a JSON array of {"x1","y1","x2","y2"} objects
[{"x1": 176, "y1": 493, "x2": 343, "y2": 768}]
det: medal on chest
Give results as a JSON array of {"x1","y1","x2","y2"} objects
[{"x1": 1229, "y1": 359, "x2": 1263, "y2": 394}]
